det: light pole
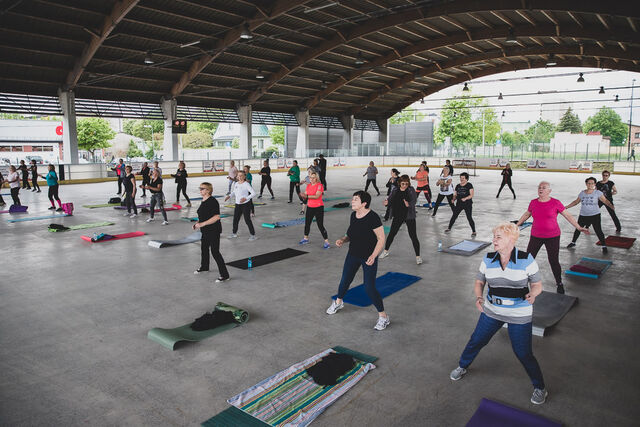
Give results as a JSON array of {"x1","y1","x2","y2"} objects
[
  {"x1": 628, "y1": 79, "x2": 636, "y2": 160},
  {"x1": 143, "y1": 124, "x2": 153, "y2": 160}
]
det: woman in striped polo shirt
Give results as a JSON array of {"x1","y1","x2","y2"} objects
[{"x1": 449, "y1": 222, "x2": 548, "y2": 405}]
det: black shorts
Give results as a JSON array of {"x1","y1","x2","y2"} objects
[{"x1": 417, "y1": 185, "x2": 429, "y2": 191}]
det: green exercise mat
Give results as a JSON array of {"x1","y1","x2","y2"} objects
[
  {"x1": 48, "y1": 221, "x2": 115, "y2": 232},
  {"x1": 147, "y1": 302, "x2": 249, "y2": 350},
  {"x1": 82, "y1": 203, "x2": 121, "y2": 209}
]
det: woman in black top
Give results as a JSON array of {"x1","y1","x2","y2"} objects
[
  {"x1": 193, "y1": 182, "x2": 230, "y2": 282},
  {"x1": 326, "y1": 191, "x2": 390, "y2": 331},
  {"x1": 0, "y1": 171, "x2": 5, "y2": 206},
  {"x1": 446, "y1": 172, "x2": 476, "y2": 235},
  {"x1": 141, "y1": 169, "x2": 168, "y2": 224},
  {"x1": 496, "y1": 163, "x2": 515, "y2": 199},
  {"x1": 19, "y1": 160, "x2": 30, "y2": 189},
  {"x1": 380, "y1": 175, "x2": 421, "y2": 264},
  {"x1": 258, "y1": 159, "x2": 274, "y2": 199},
  {"x1": 139, "y1": 162, "x2": 150, "y2": 197},
  {"x1": 172, "y1": 161, "x2": 191, "y2": 206},
  {"x1": 29, "y1": 160, "x2": 40, "y2": 192},
  {"x1": 383, "y1": 168, "x2": 400, "y2": 221},
  {"x1": 596, "y1": 170, "x2": 621, "y2": 232},
  {"x1": 122, "y1": 165, "x2": 137, "y2": 217}
]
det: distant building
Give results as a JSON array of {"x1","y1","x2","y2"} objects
[
  {"x1": 540, "y1": 99, "x2": 574, "y2": 124},
  {"x1": 502, "y1": 121, "x2": 532, "y2": 134},
  {"x1": 550, "y1": 131, "x2": 610, "y2": 154},
  {"x1": 212, "y1": 123, "x2": 275, "y2": 155},
  {"x1": 0, "y1": 119, "x2": 63, "y2": 164},
  {"x1": 628, "y1": 123, "x2": 640, "y2": 148}
]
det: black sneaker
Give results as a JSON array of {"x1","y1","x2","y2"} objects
[
  {"x1": 194, "y1": 268, "x2": 209, "y2": 274},
  {"x1": 602, "y1": 246, "x2": 608, "y2": 254},
  {"x1": 48, "y1": 206, "x2": 56, "y2": 210},
  {"x1": 288, "y1": 200, "x2": 292, "y2": 203},
  {"x1": 556, "y1": 284, "x2": 565, "y2": 294},
  {"x1": 566, "y1": 242, "x2": 576, "y2": 249},
  {"x1": 56, "y1": 208, "x2": 64, "y2": 212}
]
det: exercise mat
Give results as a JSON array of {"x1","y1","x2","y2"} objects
[
  {"x1": 467, "y1": 398, "x2": 562, "y2": 427},
  {"x1": 227, "y1": 248, "x2": 307, "y2": 270},
  {"x1": 48, "y1": 221, "x2": 115, "y2": 232},
  {"x1": 417, "y1": 202, "x2": 446, "y2": 208},
  {"x1": 114, "y1": 203, "x2": 150, "y2": 210},
  {"x1": 261, "y1": 217, "x2": 308, "y2": 228},
  {"x1": 332, "y1": 272, "x2": 421, "y2": 307},
  {"x1": 82, "y1": 203, "x2": 121, "y2": 208},
  {"x1": 7, "y1": 214, "x2": 69, "y2": 223},
  {"x1": 519, "y1": 221, "x2": 533, "y2": 230},
  {"x1": 148, "y1": 231, "x2": 202, "y2": 248},
  {"x1": 596, "y1": 235, "x2": 636, "y2": 249},
  {"x1": 531, "y1": 291, "x2": 578, "y2": 337},
  {"x1": 322, "y1": 197, "x2": 349, "y2": 201},
  {"x1": 0, "y1": 206, "x2": 28, "y2": 214},
  {"x1": 205, "y1": 347, "x2": 376, "y2": 427},
  {"x1": 224, "y1": 202, "x2": 266, "y2": 208},
  {"x1": 565, "y1": 257, "x2": 612, "y2": 279},
  {"x1": 80, "y1": 231, "x2": 145, "y2": 243},
  {"x1": 140, "y1": 204, "x2": 182, "y2": 213},
  {"x1": 443, "y1": 239, "x2": 491, "y2": 256},
  {"x1": 181, "y1": 213, "x2": 230, "y2": 222},
  {"x1": 147, "y1": 302, "x2": 249, "y2": 350}
]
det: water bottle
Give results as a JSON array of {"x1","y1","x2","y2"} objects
[
  {"x1": 248, "y1": 257, "x2": 252, "y2": 269},
  {"x1": 437, "y1": 240, "x2": 442, "y2": 252}
]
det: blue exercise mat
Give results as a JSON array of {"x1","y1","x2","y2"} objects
[
  {"x1": 467, "y1": 398, "x2": 561, "y2": 427},
  {"x1": 7, "y1": 214, "x2": 69, "y2": 223},
  {"x1": 332, "y1": 272, "x2": 421, "y2": 307}
]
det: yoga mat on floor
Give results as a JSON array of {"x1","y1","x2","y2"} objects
[
  {"x1": 82, "y1": 203, "x2": 121, "y2": 208},
  {"x1": 332, "y1": 272, "x2": 421, "y2": 307},
  {"x1": 531, "y1": 291, "x2": 578, "y2": 337},
  {"x1": 203, "y1": 347, "x2": 376, "y2": 427},
  {"x1": 7, "y1": 214, "x2": 69, "y2": 223},
  {"x1": 140, "y1": 204, "x2": 182, "y2": 213},
  {"x1": 417, "y1": 202, "x2": 446, "y2": 208},
  {"x1": 565, "y1": 257, "x2": 612, "y2": 279},
  {"x1": 224, "y1": 202, "x2": 266, "y2": 208},
  {"x1": 48, "y1": 221, "x2": 115, "y2": 232},
  {"x1": 443, "y1": 239, "x2": 491, "y2": 256},
  {"x1": 596, "y1": 235, "x2": 636, "y2": 249},
  {"x1": 323, "y1": 197, "x2": 349, "y2": 201},
  {"x1": 467, "y1": 398, "x2": 562, "y2": 427},
  {"x1": 227, "y1": 248, "x2": 307, "y2": 270},
  {"x1": 261, "y1": 217, "x2": 308, "y2": 228},
  {"x1": 114, "y1": 203, "x2": 150, "y2": 210},
  {"x1": 148, "y1": 231, "x2": 202, "y2": 248},
  {"x1": 148, "y1": 302, "x2": 249, "y2": 351},
  {"x1": 0, "y1": 206, "x2": 28, "y2": 214},
  {"x1": 181, "y1": 213, "x2": 230, "y2": 222},
  {"x1": 80, "y1": 231, "x2": 145, "y2": 243}
]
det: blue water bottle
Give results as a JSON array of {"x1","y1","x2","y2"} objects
[
  {"x1": 437, "y1": 240, "x2": 443, "y2": 252},
  {"x1": 248, "y1": 257, "x2": 252, "y2": 269}
]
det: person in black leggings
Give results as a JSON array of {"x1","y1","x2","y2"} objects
[
  {"x1": 363, "y1": 161, "x2": 380, "y2": 196},
  {"x1": 258, "y1": 159, "x2": 274, "y2": 199},
  {"x1": 193, "y1": 182, "x2": 230, "y2": 282},
  {"x1": 122, "y1": 165, "x2": 138, "y2": 218},
  {"x1": 299, "y1": 172, "x2": 330, "y2": 248},
  {"x1": 139, "y1": 162, "x2": 150, "y2": 197},
  {"x1": 596, "y1": 170, "x2": 621, "y2": 232},
  {"x1": 446, "y1": 172, "x2": 476, "y2": 236},
  {"x1": 496, "y1": 163, "x2": 516, "y2": 199},
  {"x1": 0, "y1": 171, "x2": 5, "y2": 206},
  {"x1": 29, "y1": 160, "x2": 40, "y2": 192},
  {"x1": 7, "y1": 166, "x2": 21, "y2": 205},
  {"x1": 383, "y1": 168, "x2": 400, "y2": 221},
  {"x1": 432, "y1": 166, "x2": 455, "y2": 217},
  {"x1": 40, "y1": 164, "x2": 62, "y2": 211},
  {"x1": 19, "y1": 160, "x2": 30, "y2": 190},
  {"x1": 172, "y1": 161, "x2": 191, "y2": 206},
  {"x1": 380, "y1": 175, "x2": 421, "y2": 264}
]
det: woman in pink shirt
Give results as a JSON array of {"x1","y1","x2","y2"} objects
[
  {"x1": 516, "y1": 181, "x2": 588, "y2": 294},
  {"x1": 299, "y1": 172, "x2": 330, "y2": 249}
]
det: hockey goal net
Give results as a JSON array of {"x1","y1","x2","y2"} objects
[{"x1": 452, "y1": 159, "x2": 477, "y2": 176}]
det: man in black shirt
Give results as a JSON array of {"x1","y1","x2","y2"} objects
[
  {"x1": 318, "y1": 154, "x2": 328, "y2": 190},
  {"x1": 596, "y1": 170, "x2": 621, "y2": 232},
  {"x1": 258, "y1": 159, "x2": 274, "y2": 199},
  {"x1": 445, "y1": 172, "x2": 476, "y2": 235},
  {"x1": 139, "y1": 162, "x2": 150, "y2": 197}
]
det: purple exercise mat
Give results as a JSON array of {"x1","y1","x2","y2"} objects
[{"x1": 467, "y1": 398, "x2": 562, "y2": 427}]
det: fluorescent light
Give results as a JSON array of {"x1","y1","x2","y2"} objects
[
  {"x1": 577, "y1": 72, "x2": 585, "y2": 83},
  {"x1": 355, "y1": 51, "x2": 364, "y2": 65},
  {"x1": 304, "y1": 1, "x2": 338, "y2": 14},
  {"x1": 546, "y1": 54, "x2": 557, "y2": 66},
  {"x1": 462, "y1": 82, "x2": 469, "y2": 91},
  {"x1": 180, "y1": 40, "x2": 201, "y2": 48},
  {"x1": 144, "y1": 52, "x2": 154, "y2": 65},
  {"x1": 256, "y1": 68, "x2": 265, "y2": 79},
  {"x1": 505, "y1": 28, "x2": 517, "y2": 44},
  {"x1": 240, "y1": 24, "x2": 253, "y2": 40},
  {"x1": 599, "y1": 86, "x2": 605, "y2": 94}
]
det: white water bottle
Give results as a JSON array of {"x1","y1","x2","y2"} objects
[{"x1": 437, "y1": 240, "x2": 442, "y2": 252}]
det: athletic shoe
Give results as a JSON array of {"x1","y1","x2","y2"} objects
[
  {"x1": 129, "y1": 213, "x2": 137, "y2": 218},
  {"x1": 444, "y1": 228, "x2": 451, "y2": 233},
  {"x1": 616, "y1": 228, "x2": 621, "y2": 233},
  {"x1": 37, "y1": 190, "x2": 41, "y2": 193},
  {"x1": 326, "y1": 300, "x2": 344, "y2": 315},
  {"x1": 146, "y1": 217, "x2": 155, "y2": 222},
  {"x1": 427, "y1": 206, "x2": 433, "y2": 210},
  {"x1": 566, "y1": 242, "x2": 576, "y2": 249},
  {"x1": 471, "y1": 232, "x2": 477, "y2": 237},
  {"x1": 31, "y1": 189, "x2": 36, "y2": 192},
  {"x1": 215, "y1": 276, "x2": 230, "y2": 283},
  {"x1": 556, "y1": 284, "x2": 565, "y2": 294},
  {"x1": 379, "y1": 250, "x2": 389, "y2": 259},
  {"x1": 323, "y1": 242, "x2": 330, "y2": 249},
  {"x1": 374, "y1": 316, "x2": 390, "y2": 330},
  {"x1": 228, "y1": 233, "x2": 238, "y2": 239},
  {"x1": 299, "y1": 210, "x2": 305, "y2": 215},
  {"x1": 194, "y1": 268, "x2": 208, "y2": 274},
  {"x1": 56, "y1": 208, "x2": 64, "y2": 212},
  {"x1": 270, "y1": 196, "x2": 275, "y2": 200},
  {"x1": 123, "y1": 212, "x2": 131, "y2": 216},
  {"x1": 186, "y1": 203, "x2": 192, "y2": 207},
  {"x1": 450, "y1": 367, "x2": 467, "y2": 381},
  {"x1": 416, "y1": 256, "x2": 423, "y2": 265},
  {"x1": 602, "y1": 246, "x2": 608, "y2": 254},
  {"x1": 287, "y1": 200, "x2": 292, "y2": 203},
  {"x1": 258, "y1": 195, "x2": 262, "y2": 199},
  {"x1": 248, "y1": 235, "x2": 258, "y2": 241},
  {"x1": 431, "y1": 213, "x2": 436, "y2": 217},
  {"x1": 161, "y1": 221, "x2": 169, "y2": 225},
  {"x1": 299, "y1": 238, "x2": 309, "y2": 245},
  {"x1": 48, "y1": 206, "x2": 56, "y2": 210},
  {"x1": 531, "y1": 388, "x2": 548, "y2": 405}
]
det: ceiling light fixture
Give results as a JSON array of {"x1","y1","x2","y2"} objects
[
  {"x1": 546, "y1": 54, "x2": 557, "y2": 66},
  {"x1": 498, "y1": 92, "x2": 503, "y2": 100},
  {"x1": 577, "y1": 72, "x2": 585, "y2": 83},
  {"x1": 304, "y1": 1, "x2": 338, "y2": 14},
  {"x1": 180, "y1": 40, "x2": 201, "y2": 48},
  {"x1": 462, "y1": 82, "x2": 469, "y2": 91},
  {"x1": 505, "y1": 28, "x2": 517, "y2": 44},
  {"x1": 355, "y1": 51, "x2": 365, "y2": 65},
  {"x1": 420, "y1": 98, "x2": 424, "y2": 104},
  {"x1": 599, "y1": 86, "x2": 605, "y2": 94},
  {"x1": 144, "y1": 52, "x2": 154, "y2": 65},
  {"x1": 256, "y1": 68, "x2": 265, "y2": 79},
  {"x1": 240, "y1": 24, "x2": 253, "y2": 40},
  {"x1": 615, "y1": 94, "x2": 619, "y2": 102},
  {"x1": 320, "y1": 80, "x2": 327, "y2": 89}
]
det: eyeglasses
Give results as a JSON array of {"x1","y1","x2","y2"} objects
[{"x1": 199, "y1": 187, "x2": 207, "y2": 191}]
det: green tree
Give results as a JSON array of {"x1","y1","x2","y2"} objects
[
  {"x1": 126, "y1": 139, "x2": 142, "y2": 158},
  {"x1": 231, "y1": 137, "x2": 240, "y2": 149},
  {"x1": 434, "y1": 93, "x2": 499, "y2": 149},
  {"x1": 583, "y1": 107, "x2": 628, "y2": 146},
  {"x1": 557, "y1": 107, "x2": 582, "y2": 133},
  {"x1": 389, "y1": 108, "x2": 425, "y2": 124},
  {"x1": 77, "y1": 117, "x2": 115, "y2": 161},
  {"x1": 525, "y1": 119, "x2": 556, "y2": 143},
  {"x1": 144, "y1": 138, "x2": 163, "y2": 160},
  {"x1": 269, "y1": 125, "x2": 285, "y2": 146},
  {"x1": 182, "y1": 131, "x2": 213, "y2": 149},
  {"x1": 189, "y1": 121, "x2": 218, "y2": 135},
  {"x1": 122, "y1": 119, "x2": 163, "y2": 142}
]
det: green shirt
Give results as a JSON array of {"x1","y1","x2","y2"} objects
[
  {"x1": 246, "y1": 172, "x2": 252, "y2": 184},
  {"x1": 288, "y1": 165, "x2": 300, "y2": 182}
]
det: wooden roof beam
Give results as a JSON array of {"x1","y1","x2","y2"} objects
[
  {"x1": 596, "y1": 14, "x2": 611, "y2": 30},
  {"x1": 628, "y1": 17, "x2": 638, "y2": 32},
  {"x1": 516, "y1": 10, "x2": 536, "y2": 26}
]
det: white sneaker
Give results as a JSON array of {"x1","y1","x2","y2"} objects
[
  {"x1": 129, "y1": 213, "x2": 137, "y2": 218},
  {"x1": 228, "y1": 233, "x2": 238, "y2": 239},
  {"x1": 248, "y1": 235, "x2": 258, "y2": 241},
  {"x1": 416, "y1": 256, "x2": 423, "y2": 265},
  {"x1": 123, "y1": 212, "x2": 130, "y2": 216},
  {"x1": 326, "y1": 300, "x2": 344, "y2": 315},
  {"x1": 450, "y1": 366, "x2": 467, "y2": 381},
  {"x1": 215, "y1": 276, "x2": 230, "y2": 283},
  {"x1": 379, "y1": 250, "x2": 389, "y2": 259},
  {"x1": 374, "y1": 316, "x2": 390, "y2": 330},
  {"x1": 161, "y1": 221, "x2": 169, "y2": 225},
  {"x1": 146, "y1": 217, "x2": 155, "y2": 222}
]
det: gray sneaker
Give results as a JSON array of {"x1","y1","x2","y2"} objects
[
  {"x1": 228, "y1": 233, "x2": 238, "y2": 239},
  {"x1": 374, "y1": 316, "x2": 390, "y2": 330},
  {"x1": 531, "y1": 388, "x2": 548, "y2": 405},
  {"x1": 450, "y1": 366, "x2": 467, "y2": 381},
  {"x1": 248, "y1": 235, "x2": 258, "y2": 241},
  {"x1": 326, "y1": 300, "x2": 344, "y2": 315}
]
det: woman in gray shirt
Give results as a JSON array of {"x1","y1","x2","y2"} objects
[
  {"x1": 363, "y1": 161, "x2": 380, "y2": 196},
  {"x1": 565, "y1": 176, "x2": 614, "y2": 253}
]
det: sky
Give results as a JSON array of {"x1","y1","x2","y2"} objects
[{"x1": 411, "y1": 67, "x2": 640, "y2": 127}]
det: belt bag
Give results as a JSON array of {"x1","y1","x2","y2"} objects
[{"x1": 487, "y1": 295, "x2": 530, "y2": 308}]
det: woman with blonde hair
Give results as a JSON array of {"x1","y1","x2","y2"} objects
[
  {"x1": 450, "y1": 222, "x2": 547, "y2": 405},
  {"x1": 193, "y1": 182, "x2": 229, "y2": 282}
]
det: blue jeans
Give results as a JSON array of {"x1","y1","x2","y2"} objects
[
  {"x1": 458, "y1": 313, "x2": 545, "y2": 389},
  {"x1": 336, "y1": 252, "x2": 384, "y2": 312}
]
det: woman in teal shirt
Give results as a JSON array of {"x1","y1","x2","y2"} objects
[
  {"x1": 287, "y1": 160, "x2": 301, "y2": 203},
  {"x1": 40, "y1": 164, "x2": 63, "y2": 211}
]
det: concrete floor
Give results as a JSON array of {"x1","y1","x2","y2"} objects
[{"x1": 1, "y1": 166, "x2": 639, "y2": 426}]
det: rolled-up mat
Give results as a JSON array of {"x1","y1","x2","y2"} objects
[
  {"x1": 519, "y1": 221, "x2": 533, "y2": 230},
  {"x1": 114, "y1": 203, "x2": 150, "y2": 210},
  {"x1": 565, "y1": 257, "x2": 612, "y2": 279},
  {"x1": 48, "y1": 221, "x2": 115, "y2": 232},
  {"x1": 147, "y1": 302, "x2": 249, "y2": 350},
  {"x1": 596, "y1": 235, "x2": 636, "y2": 249},
  {"x1": 82, "y1": 203, "x2": 121, "y2": 208},
  {"x1": 148, "y1": 231, "x2": 202, "y2": 248},
  {"x1": 181, "y1": 213, "x2": 230, "y2": 222},
  {"x1": 1, "y1": 205, "x2": 28, "y2": 214},
  {"x1": 443, "y1": 239, "x2": 491, "y2": 256},
  {"x1": 80, "y1": 231, "x2": 145, "y2": 243},
  {"x1": 467, "y1": 398, "x2": 562, "y2": 427},
  {"x1": 332, "y1": 272, "x2": 421, "y2": 307},
  {"x1": 7, "y1": 214, "x2": 69, "y2": 223},
  {"x1": 227, "y1": 248, "x2": 307, "y2": 270},
  {"x1": 530, "y1": 291, "x2": 578, "y2": 337}
]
